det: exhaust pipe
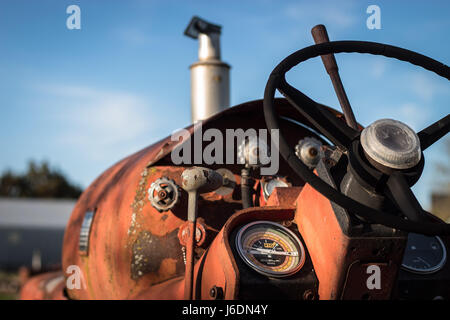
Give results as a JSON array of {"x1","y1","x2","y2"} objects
[{"x1": 184, "y1": 16, "x2": 231, "y2": 123}]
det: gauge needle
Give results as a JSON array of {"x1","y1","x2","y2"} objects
[
  {"x1": 416, "y1": 257, "x2": 431, "y2": 268},
  {"x1": 245, "y1": 247, "x2": 298, "y2": 256},
  {"x1": 270, "y1": 243, "x2": 279, "y2": 253}
]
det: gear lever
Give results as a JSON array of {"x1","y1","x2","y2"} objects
[{"x1": 311, "y1": 24, "x2": 359, "y2": 131}]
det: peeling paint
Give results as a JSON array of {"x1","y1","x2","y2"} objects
[
  {"x1": 127, "y1": 167, "x2": 150, "y2": 239},
  {"x1": 131, "y1": 230, "x2": 184, "y2": 281}
]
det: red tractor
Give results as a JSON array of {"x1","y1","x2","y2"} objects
[{"x1": 21, "y1": 22, "x2": 449, "y2": 300}]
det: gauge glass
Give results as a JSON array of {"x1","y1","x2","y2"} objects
[
  {"x1": 401, "y1": 233, "x2": 447, "y2": 274},
  {"x1": 235, "y1": 221, "x2": 305, "y2": 277}
]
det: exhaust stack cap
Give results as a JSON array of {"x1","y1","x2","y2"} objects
[
  {"x1": 361, "y1": 118, "x2": 421, "y2": 170},
  {"x1": 184, "y1": 16, "x2": 221, "y2": 39},
  {"x1": 184, "y1": 16, "x2": 222, "y2": 61}
]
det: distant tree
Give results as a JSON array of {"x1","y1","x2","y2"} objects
[
  {"x1": 431, "y1": 138, "x2": 450, "y2": 222},
  {"x1": 0, "y1": 161, "x2": 82, "y2": 199},
  {"x1": 435, "y1": 138, "x2": 450, "y2": 192}
]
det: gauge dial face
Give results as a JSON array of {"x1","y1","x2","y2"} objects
[
  {"x1": 401, "y1": 233, "x2": 447, "y2": 274},
  {"x1": 235, "y1": 221, "x2": 306, "y2": 277}
]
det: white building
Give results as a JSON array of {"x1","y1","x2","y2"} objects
[{"x1": 0, "y1": 198, "x2": 75, "y2": 270}]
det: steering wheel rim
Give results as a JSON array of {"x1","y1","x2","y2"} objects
[{"x1": 263, "y1": 40, "x2": 450, "y2": 235}]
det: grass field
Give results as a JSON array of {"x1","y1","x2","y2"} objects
[
  {"x1": 0, "y1": 292, "x2": 17, "y2": 300},
  {"x1": 0, "y1": 271, "x2": 19, "y2": 300}
]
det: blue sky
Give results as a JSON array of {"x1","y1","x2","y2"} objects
[{"x1": 0, "y1": 0, "x2": 448, "y2": 209}]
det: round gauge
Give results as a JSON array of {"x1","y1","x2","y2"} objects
[
  {"x1": 401, "y1": 233, "x2": 447, "y2": 274},
  {"x1": 235, "y1": 221, "x2": 306, "y2": 277},
  {"x1": 262, "y1": 178, "x2": 289, "y2": 200}
]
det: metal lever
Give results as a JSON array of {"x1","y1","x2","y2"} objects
[
  {"x1": 181, "y1": 167, "x2": 223, "y2": 300},
  {"x1": 311, "y1": 24, "x2": 359, "y2": 131}
]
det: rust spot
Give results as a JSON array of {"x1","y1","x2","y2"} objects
[
  {"x1": 128, "y1": 167, "x2": 150, "y2": 237},
  {"x1": 130, "y1": 230, "x2": 184, "y2": 280},
  {"x1": 158, "y1": 258, "x2": 178, "y2": 279}
]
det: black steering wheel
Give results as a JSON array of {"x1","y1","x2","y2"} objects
[{"x1": 263, "y1": 40, "x2": 450, "y2": 235}]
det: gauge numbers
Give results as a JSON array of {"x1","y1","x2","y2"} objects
[
  {"x1": 235, "y1": 221, "x2": 306, "y2": 277},
  {"x1": 401, "y1": 233, "x2": 447, "y2": 274}
]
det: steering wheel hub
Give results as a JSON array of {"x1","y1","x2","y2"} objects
[{"x1": 360, "y1": 119, "x2": 421, "y2": 170}]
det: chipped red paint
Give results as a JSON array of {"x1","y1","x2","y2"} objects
[
  {"x1": 295, "y1": 182, "x2": 406, "y2": 300},
  {"x1": 20, "y1": 99, "x2": 351, "y2": 300},
  {"x1": 265, "y1": 186, "x2": 303, "y2": 207},
  {"x1": 130, "y1": 206, "x2": 296, "y2": 300},
  {"x1": 20, "y1": 272, "x2": 66, "y2": 300}
]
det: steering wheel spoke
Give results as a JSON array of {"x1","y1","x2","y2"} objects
[
  {"x1": 277, "y1": 77, "x2": 359, "y2": 150},
  {"x1": 385, "y1": 172, "x2": 440, "y2": 223},
  {"x1": 418, "y1": 114, "x2": 450, "y2": 151}
]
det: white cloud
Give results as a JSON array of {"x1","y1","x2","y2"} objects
[
  {"x1": 37, "y1": 84, "x2": 162, "y2": 162},
  {"x1": 409, "y1": 71, "x2": 448, "y2": 102},
  {"x1": 370, "y1": 59, "x2": 387, "y2": 79},
  {"x1": 356, "y1": 101, "x2": 431, "y2": 132},
  {"x1": 116, "y1": 26, "x2": 152, "y2": 46},
  {"x1": 284, "y1": 1, "x2": 358, "y2": 28},
  {"x1": 396, "y1": 102, "x2": 430, "y2": 131}
]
